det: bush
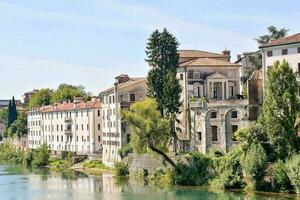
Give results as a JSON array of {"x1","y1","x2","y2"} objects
[
  {"x1": 241, "y1": 143, "x2": 267, "y2": 190},
  {"x1": 174, "y1": 152, "x2": 211, "y2": 186},
  {"x1": 118, "y1": 143, "x2": 133, "y2": 159},
  {"x1": 32, "y1": 144, "x2": 50, "y2": 167},
  {"x1": 149, "y1": 168, "x2": 175, "y2": 186},
  {"x1": 49, "y1": 159, "x2": 72, "y2": 169},
  {"x1": 83, "y1": 160, "x2": 106, "y2": 169},
  {"x1": 210, "y1": 148, "x2": 244, "y2": 189},
  {"x1": 285, "y1": 154, "x2": 300, "y2": 194},
  {"x1": 272, "y1": 160, "x2": 292, "y2": 192},
  {"x1": 115, "y1": 161, "x2": 129, "y2": 176}
]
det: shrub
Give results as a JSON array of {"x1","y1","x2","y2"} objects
[
  {"x1": 272, "y1": 160, "x2": 292, "y2": 192},
  {"x1": 210, "y1": 148, "x2": 244, "y2": 189},
  {"x1": 118, "y1": 143, "x2": 133, "y2": 159},
  {"x1": 115, "y1": 161, "x2": 129, "y2": 176},
  {"x1": 174, "y1": 152, "x2": 211, "y2": 186},
  {"x1": 241, "y1": 143, "x2": 267, "y2": 190},
  {"x1": 83, "y1": 160, "x2": 106, "y2": 169},
  {"x1": 285, "y1": 154, "x2": 300, "y2": 194},
  {"x1": 32, "y1": 144, "x2": 50, "y2": 167},
  {"x1": 149, "y1": 168, "x2": 175, "y2": 186}
]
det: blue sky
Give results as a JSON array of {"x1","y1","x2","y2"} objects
[{"x1": 0, "y1": 0, "x2": 299, "y2": 99}]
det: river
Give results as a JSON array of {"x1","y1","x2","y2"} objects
[{"x1": 0, "y1": 163, "x2": 296, "y2": 200}]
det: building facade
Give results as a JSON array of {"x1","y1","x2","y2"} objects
[
  {"x1": 27, "y1": 98, "x2": 102, "y2": 155},
  {"x1": 100, "y1": 74, "x2": 147, "y2": 166},
  {"x1": 176, "y1": 50, "x2": 252, "y2": 153},
  {"x1": 23, "y1": 89, "x2": 39, "y2": 105},
  {"x1": 0, "y1": 120, "x2": 6, "y2": 139},
  {"x1": 260, "y1": 33, "x2": 300, "y2": 93}
]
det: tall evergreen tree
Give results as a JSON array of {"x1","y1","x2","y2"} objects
[
  {"x1": 11, "y1": 96, "x2": 18, "y2": 122},
  {"x1": 7, "y1": 100, "x2": 12, "y2": 127},
  {"x1": 259, "y1": 60, "x2": 299, "y2": 160},
  {"x1": 146, "y1": 28, "x2": 182, "y2": 152}
]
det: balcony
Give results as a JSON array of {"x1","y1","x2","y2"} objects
[
  {"x1": 64, "y1": 117, "x2": 72, "y2": 122},
  {"x1": 64, "y1": 129, "x2": 72, "y2": 135},
  {"x1": 120, "y1": 101, "x2": 133, "y2": 108},
  {"x1": 189, "y1": 98, "x2": 248, "y2": 109}
]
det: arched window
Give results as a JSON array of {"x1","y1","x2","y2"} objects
[{"x1": 211, "y1": 126, "x2": 218, "y2": 141}]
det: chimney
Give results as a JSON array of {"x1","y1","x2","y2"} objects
[
  {"x1": 115, "y1": 74, "x2": 129, "y2": 84},
  {"x1": 237, "y1": 54, "x2": 242, "y2": 61},
  {"x1": 222, "y1": 49, "x2": 231, "y2": 62}
]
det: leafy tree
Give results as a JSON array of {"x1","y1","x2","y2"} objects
[
  {"x1": 285, "y1": 154, "x2": 300, "y2": 194},
  {"x1": 255, "y1": 26, "x2": 289, "y2": 45},
  {"x1": 272, "y1": 160, "x2": 292, "y2": 192},
  {"x1": 51, "y1": 83, "x2": 90, "y2": 104},
  {"x1": 29, "y1": 88, "x2": 53, "y2": 108},
  {"x1": 32, "y1": 144, "x2": 50, "y2": 167},
  {"x1": 8, "y1": 111, "x2": 27, "y2": 137},
  {"x1": 241, "y1": 143, "x2": 267, "y2": 190},
  {"x1": 145, "y1": 28, "x2": 182, "y2": 152},
  {"x1": 0, "y1": 108, "x2": 8, "y2": 122},
  {"x1": 122, "y1": 98, "x2": 180, "y2": 171},
  {"x1": 260, "y1": 60, "x2": 299, "y2": 160}
]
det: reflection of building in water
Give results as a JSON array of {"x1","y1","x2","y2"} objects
[{"x1": 102, "y1": 173, "x2": 122, "y2": 193}]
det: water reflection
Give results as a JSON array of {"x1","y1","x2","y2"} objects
[{"x1": 0, "y1": 163, "x2": 297, "y2": 200}]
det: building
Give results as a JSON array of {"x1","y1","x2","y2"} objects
[
  {"x1": 27, "y1": 98, "x2": 102, "y2": 155},
  {"x1": 260, "y1": 33, "x2": 300, "y2": 92},
  {"x1": 0, "y1": 120, "x2": 6, "y2": 139},
  {"x1": 23, "y1": 89, "x2": 39, "y2": 105},
  {"x1": 100, "y1": 74, "x2": 147, "y2": 166},
  {"x1": 235, "y1": 51, "x2": 258, "y2": 85},
  {"x1": 0, "y1": 99, "x2": 21, "y2": 109},
  {"x1": 176, "y1": 49, "x2": 252, "y2": 153}
]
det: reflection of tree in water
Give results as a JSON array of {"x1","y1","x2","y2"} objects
[{"x1": 60, "y1": 170, "x2": 88, "y2": 180}]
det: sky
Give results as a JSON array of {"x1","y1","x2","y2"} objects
[{"x1": 0, "y1": 0, "x2": 299, "y2": 100}]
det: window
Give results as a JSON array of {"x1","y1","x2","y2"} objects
[
  {"x1": 98, "y1": 136, "x2": 101, "y2": 142},
  {"x1": 76, "y1": 124, "x2": 78, "y2": 131},
  {"x1": 61, "y1": 124, "x2": 63, "y2": 131},
  {"x1": 210, "y1": 112, "x2": 217, "y2": 118},
  {"x1": 267, "y1": 51, "x2": 273, "y2": 57},
  {"x1": 129, "y1": 93, "x2": 136, "y2": 102},
  {"x1": 180, "y1": 74, "x2": 183, "y2": 80},
  {"x1": 298, "y1": 63, "x2": 300, "y2": 75},
  {"x1": 298, "y1": 47, "x2": 300, "y2": 53},
  {"x1": 57, "y1": 125, "x2": 59, "y2": 131},
  {"x1": 282, "y1": 49, "x2": 288, "y2": 55},
  {"x1": 98, "y1": 124, "x2": 101, "y2": 131},
  {"x1": 113, "y1": 96, "x2": 115, "y2": 103},
  {"x1": 61, "y1": 135, "x2": 63, "y2": 142},
  {"x1": 197, "y1": 132, "x2": 202, "y2": 141},
  {"x1": 109, "y1": 96, "x2": 112, "y2": 103},
  {"x1": 81, "y1": 124, "x2": 84, "y2": 130},
  {"x1": 231, "y1": 125, "x2": 238, "y2": 141},
  {"x1": 231, "y1": 111, "x2": 238, "y2": 118},
  {"x1": 97, "y1": 110, "x2": 100, "y2": 116},
  {"x1": 211, "y1": 126, "x2": 218, "y2": 142},
  {"x1": 87, "y1": 124, "x2": 89, "y2": 130},
  {"x1": 193, "y1": 71, "x2": 201, "y2": 79}
]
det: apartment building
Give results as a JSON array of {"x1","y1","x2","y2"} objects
[
  {"x1": 27, "y1": 98, "x2": 102, "y2": 154},
  {"x1": 176, "y1": 49, "x2": 252, "y2": 153},
  {"x1": 100, "y1": 74, "x2": 147, "y2": 166},
  {"x1": 260, "y1": 33, "x2": 300, "y2": 92}
]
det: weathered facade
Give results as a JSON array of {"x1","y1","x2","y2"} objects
[
  {"x1": 100, "y1": 74, "x2": 147, "y2": 166},
  {"x1": 176, "y1": 49, "x2": 253, "y2": 153}
]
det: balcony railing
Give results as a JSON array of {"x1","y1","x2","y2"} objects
[
  {"x1": 64, "y1": 117, "x2": 72, "y2": 122},
  {"x1": 64, "y1": 129, "x2": 72, "y2": 135},
  {"x1": 189, "y1": 98, "x2": 248, "y2": 109}
]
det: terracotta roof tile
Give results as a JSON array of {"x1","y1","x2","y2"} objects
[
  {"x1": 179, "y1": 57, "x2": 240, "y2": 67},
  {"x1": 260, "y1": 33, "x2": 300, "y2": 48},
  {"x1": 40, "y1": 100, "x2": 101, "y2": 113},
  {"x1": 178, "y1": 50, "x2": 226, "y2": 58},
  {"x1": 100, "y1": 78, "x2": 146, "y2": 94}
]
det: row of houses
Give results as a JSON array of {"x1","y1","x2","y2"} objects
[{"x1": 27, "y1": 33, "x2": 300, "y2": 166}]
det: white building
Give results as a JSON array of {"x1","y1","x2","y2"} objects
[
  {"x1": 100, "y1": 74, "x2": 147, "y2": 166},
  {"x1": 27, "y1": 98, "x2": 102, "y2": 155},
  {"x1": 260, "y1": 33, "x2": 300, "y2": 92}
]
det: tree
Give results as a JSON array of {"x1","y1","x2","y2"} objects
[
  {"x1": 255, "y1": 26, "x2": 289, "y2": 45},
  {"x1": 7, "y1": 97, "x2": 17, "y2": 127},
  {"x1": 29, "y1": 88, "x2": 53, "y2": 108},
  {"x1": 122, "y1": 98, "x2": 180, "y2": 171},
  {"x1": 32, "y1": 144, "x2": 50, "y2": 167},
  {"x1": 0, "y1": 108, "x2": 8, "y2": 122},
  {"x1": 8, "y1": 111, "x2": 27, "y2": 137},
  {"x1": 260, "y1": 60, "x2": 299, "y2": 160},
  {"x1": 51, "y1": 84, "x2": 90, "y2": 103},
  {"x1": 145, "y1": 28, "x2": 182, "y2": 152}
]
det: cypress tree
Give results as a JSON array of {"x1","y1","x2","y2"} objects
[
  {"x1": 7, "y1": 100, "x2": 12, "y2": 127},
  {"x1": 11, "y1": 96, "x2": 18, "y2": 122}
]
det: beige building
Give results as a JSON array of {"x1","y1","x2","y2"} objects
[
  {"x1": 176, "y1": 49, "x2": 252, "y2": 153},
  {"x1": 260, "y1": 33, "x2": 300, "y2": 92},
  {"x1": 100, "y1": 74, "x2": 147, "y2": 166},
  {"x1": 27, "y1": 98, "x2": 102, "y2": 155},
  {"x1": 0, "y1": 120, "x2": 6, "y2": 139}
]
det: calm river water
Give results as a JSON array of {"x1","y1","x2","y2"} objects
[{"x1": 0, "y1": 163, "x2": 297, "y2": 200}]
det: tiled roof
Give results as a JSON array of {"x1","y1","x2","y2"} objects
[
  {"x1": 100, "y1": 78, "x2": 146, "y2": 94},
  {"x1": 40, "y1": 100, "x2": 101, "y2": 113},
  {"x1": 179, "y1": 57, "x2": 240, "y2": 67},
  {"x1": 260, "y1": 33, "x2": 300, "y2": 48},
  {"x1": 178, "y1": 50, "x2": 226, "y2": 58}
]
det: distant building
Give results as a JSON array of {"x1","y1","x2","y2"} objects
[
  {"x1": 260, "y1": 33, "x2": 300, "y2": 94},
  {"x1": 27, "y1": 98, "x2": 102, "y2": 155},
  {"x1": 235, "y1": 52, "x2": 258, "y2": 85},
  {"x1": 100, "y1": 74, "x2": 147, "y2": 166},
  {"x1": 176, "y1": 49, "x2": 254, "y2": 153},
  {"x1": 23, "y1": 89, "x2": 39, "y2": 104},
  {"x1": 0, "y1": 99, "x2": 21, "y2": 109},
  {"x1": 0, "y1": 120, "x2": 6, "y2": 139}
]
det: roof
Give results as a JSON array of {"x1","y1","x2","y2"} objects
[
  {"x1": 179, "y1": 57, "x2": 240, "y2": 67},
  {"x1": 100, "y1": 77, "x2": 146, "y2": 94},
  {"x1": 39, "y1": 100, "x2": 101, "y2": 113},
  {"x1": 178, "y1": 50, "x2": 226, "y2": 58},
  {"x1": 259, "y1": 33, "x2": 300, "y2": 48}
]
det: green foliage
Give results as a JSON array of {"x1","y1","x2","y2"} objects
[
  {"x1": 0, "y1": 108, "x2": 8, "y2": 122},
  {"x1": 118, "y1": 143, "x2": 133, "y2": 159},
  {"x1": 149, "y1": 169, "x2": 175, "y2": 186},
  {"x1": 32, "y1": 144, "x2": 50, "y2": 168},
  {"x1": 285, "y1": 154, "x2": 300, "y2": 194},
  {"x1": 174, "y1": 152, "x2": 211, "y2": 186},
  {"x1": 210, "y1": 148, "x2": 244, "y2": 189},
  {"x1": 83, "y1": 160, "x2": 106, "y2": 169},
  {"x1": 51, "y1": 83, "x2": 90, "y2": 104},
  {"x1": 241, "y1": 143, "x2": 267, "y2": 190},
  {"x1": 7, "y1": 111, "x2": 27, "y2": 137},
  {"x1": 7, "y1": 97, "x2": 18, "y2": 127},
  {"x1": 255, "y1": 26, "x2": 289, "y2": 45},
  {"x1": 260, "y1": 60, "x2": 299, "y2": 160},
  {"x1": 49, "y1": 158, "x2": 72, "y2": 169},
  {"x1": 272, "y1": 160, "x2": 292, "y2": 192},
  {"x1": 115, "y1": 161, "x2": 129, "y2": 176},
  {"x1": 29, "y1": 88, "x2": 53, "y2": 108}
]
